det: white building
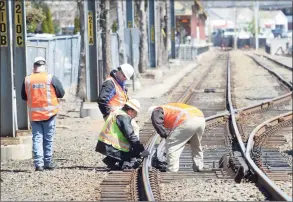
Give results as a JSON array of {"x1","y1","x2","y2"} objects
[
  {"x1": 259, "y1": 10, "x2": 288, "y2": 31},
  {"x1": 45, "y1": 1, "x2": 78, "y2": 30}
]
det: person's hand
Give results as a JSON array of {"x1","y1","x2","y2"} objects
[
  {"x1": 160, "y1": 133, "x2": 167, "y2": 139},
  {"x1": 141, "y1": 150, "x2": 150, "y2": 157}
]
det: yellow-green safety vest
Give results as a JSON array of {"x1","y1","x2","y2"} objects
[{"x1": 98, "y1": 109, "x2": 131, "y2": 152}]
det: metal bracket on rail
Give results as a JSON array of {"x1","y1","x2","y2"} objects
[{"x1": 227, "y1": 151, "x2": 250, "y2": 183}]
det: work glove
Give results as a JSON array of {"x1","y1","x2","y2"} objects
[
  {"x1": 141, "y1": 150, "x2": 150, "y2": 158},
  {"x1": 132, "y1": 143, "x2": 145, "y2": 156},
  {"x1": 160, "y1": 133, "x2": 168, "y2": 139}
]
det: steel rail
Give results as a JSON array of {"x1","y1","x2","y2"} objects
[
  {"x1": 142, "y1": 52, "x2": 292, "y2": 201},
  {"x1": 253, "y1": 53, "x2": 293, "y2": 71},
  {"x1": 227, "y1": 54, "x2": 247, "y2": 154},
  {"x1": 247, "y1": 54, "x2": 293, "y2": 90},
  {"x1": 142, "y1": 53, "x2": 230, "y2": 201},
  {"x1": 245, "y1": 112, "x2": 293, "y2": 201},
  {"x1": 235, "y1": 92, "x2": 292, "y2": 114}
]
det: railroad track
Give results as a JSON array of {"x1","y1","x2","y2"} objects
[
  {"x1": 99, "y1": 51, "x2": 226, "y2": 201},
  {"x1": 248, "y1": 53, "x2": 293, "y2": 89},
  {"x1": 253, "y1": 53, "x2": 292, "y2": 71},
  {"x1": 99, "y1": 50, "x2": 292, "y2": 201},
  {"x1": 142, "y1": 52, "x2": 292, "y2": 201}
]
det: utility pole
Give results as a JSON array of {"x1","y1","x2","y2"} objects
[{"x1": 254, "y1": 0, "x2": 259, "y2": 51}]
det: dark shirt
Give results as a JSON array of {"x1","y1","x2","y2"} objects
[
  {"x1": 116, "y1": 114, "x2": 142, "y2": 150},
  {"x1": 151, "y1": 107, "x2": 169, "y2": 138},
  {"x1": 21, "y1": 74, "x2": 65, "y2": 101},
  {"x1": 98, "y1": 70, "x2": 127, "y2": 117}
]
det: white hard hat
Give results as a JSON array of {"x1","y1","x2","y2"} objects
[
  {"x1": 34, "y1": 56, "x2": 46, "y2": 64},
  {"x1": 125, "y1": 99, "x2": 140, "y2": 113},
  {"x1": 147, "y1": 106, "x2": 158, "y2": 119},
  {"x1": 120, "y1": 63, "x2": 134, "y2": 80}
]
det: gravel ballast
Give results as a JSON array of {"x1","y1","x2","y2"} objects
[
  {"x1": 230, "y1": 50, "x2": 289, "y2": 108},
  {"x1": 160, "y1": 179, "x2": 267, "y2": 201},
  {"x1": 1, "y1": 50, "x2": 213, "y2": 201}
]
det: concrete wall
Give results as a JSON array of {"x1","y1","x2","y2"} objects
[{"x1": 270, "y1": 38, "x2": 291, "y2": 55}]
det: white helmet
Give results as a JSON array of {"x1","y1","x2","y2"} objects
[
  {"x1": 125, "y1": 99, "x2": 140, "y2": 113},
  {"x1": 34, "y1": 56, "x2": 46, "y2": 64},
  {"x1": 120, "y1": 63, "x2": 134, "y2": 80},
  {"x1": 147, "y1": 106, "x2": 158, "y2": 119}
]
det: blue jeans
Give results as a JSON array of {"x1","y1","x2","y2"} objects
[{"x1": 31, "y1": 116, "x2": 56, "y2": 167}]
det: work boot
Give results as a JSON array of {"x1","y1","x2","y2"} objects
[
  {"x1": 102, "y1": 157, "x2": 120, "y2": 170},
  {"x1": 121, "y1": 161, "x2": 134, "y2": 170},
  {"x1": 35, "y1": 166, "x2": 44, "y2": 171},
  {"x1": 44, "y1": 162, "x2": 56, "y2": 170}
]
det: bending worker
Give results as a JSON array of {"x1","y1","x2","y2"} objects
[
  {"x1": 148, "y1": 103, "x2": 206, "y2": 172},
  {"x1": 21, "y1": 57, "x2": 65, "y2": 171},
  {"x1": 97, "y1": 64, "x2": 140, "y2": 137},
  {"x1": 96, "y1": 99, "x2": 149, "y2": 170}
]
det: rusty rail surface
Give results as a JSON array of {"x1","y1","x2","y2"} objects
[{"x1": 246, "y1": 112, "x2": 292, "y2": 201}]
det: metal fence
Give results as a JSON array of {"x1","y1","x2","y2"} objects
[
  {"x1": 27, "y1": 34, "x2": 126, "y2": 97},
  {"x1": 27, "y1": 35, "x2": 81, "y2": 95}
]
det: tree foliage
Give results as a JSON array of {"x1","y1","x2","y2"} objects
[
  {"x1": 25, "y1": 2, "x2": 46, "y2": 33},
  {"x1": 41, "y1": 5, "x2": 54, "y2": 34},
  {"x1": 248, "y1": 19, "x2": 260, "y2": 36},
  {"x1": 74, "y1": 16, "x2": 80, "y2": 34}
]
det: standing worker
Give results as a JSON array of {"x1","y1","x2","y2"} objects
[
  {"x1": 148, "y1": 103, "x2": 206, "y2": 172},
  {"x1": 21, "y1": 57, "x2": 65, "y2": 171},
  {"x1": 96, "y1": 99, "x2": 149, "y2": 170},
  {"x1": 97, "y1": 64, "x2": 140, "y2": 137}
]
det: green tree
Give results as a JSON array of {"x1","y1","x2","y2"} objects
[
  {"x1": 248, "y1": 19, "x2": 260, "y2": 37},
  {"x1": 74, "y1": 16, "x2": 80, "y2": 34},
  {"x1": 25, "y1": 2, "x2": 46, "y2": 33},
  {"x1": 111, "y1": 20, "x2": 118, "y2": 33},
  {"x1": 41, "y1": 6, "x2": 54, "y2": 34},
  {"x1": 54, "y1": 21, "x2": 61, "y2": 34}
]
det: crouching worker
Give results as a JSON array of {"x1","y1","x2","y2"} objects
[
  {"x1": 96, "y1": 99, "x2": 149, "y2": 170},
  {"x1": 148, "y1": 103, "x2": 206, "y2": 173}
]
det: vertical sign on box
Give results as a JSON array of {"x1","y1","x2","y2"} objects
[
  {"x1": 88, "y1": 11, "x2": 94, "y2": 45},
  {"x1": 0, "y1": 0, "x2": 15, "y2": 137},
  {"x1": 14, "y1": 0, "x2": 23, "y2": 47},
  {"x1": 0, "y1": 0, "x2": 8, "y2": 47},
  {"x1": 87, "y1": 0, "x2": 99, "y2": 101},
  {"x1": 13, "y1": 0, "x2": 28, "y2": 130}
]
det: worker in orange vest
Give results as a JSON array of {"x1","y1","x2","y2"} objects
[
  {"x1": 21, "y1": 56, "x2": 65, "y2": 171},
  {"x1": 97, "y1": 64, "x2": 140, "y2": 138},
  {"x1": 148, "y1": 103, "x2": 206, "y2": 172}
]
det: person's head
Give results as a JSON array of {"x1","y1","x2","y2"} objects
[
  {"x1": 122, "y1": 99, "x2": 140, "y2": 119},
  {"x1": 33, "y1": 56, "x2": 46, "y2": 73},
  {"x1": 116, "y1": 63, "x2": 134, "y2": 82}
]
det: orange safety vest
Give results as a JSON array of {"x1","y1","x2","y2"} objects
[
  {"x1": 106, "y1": 77, "x2": 128, "y2": 112},
  {"x1": 25, "y1": 72, "x2": 59, "y2": 121},
  {"x1": 161, "y1": 103, "x2": 204, "y2": 129}
]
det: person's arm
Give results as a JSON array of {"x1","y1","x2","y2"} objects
[
  {"x1": 151, "y1": 108, "x2": 168, "y2": 138},
  {"x1": 21, "y1": 79, "x2": 27, "y2": 101},
  {"x1": 97, "y1": 80, "x2": 116, "y2": 117},
  {"x1": 116, "y1": 115, "x2": 144, "y2": 153},
  {"x1": 51, "y1": 75, "x2": 65, "y2": 98}
]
